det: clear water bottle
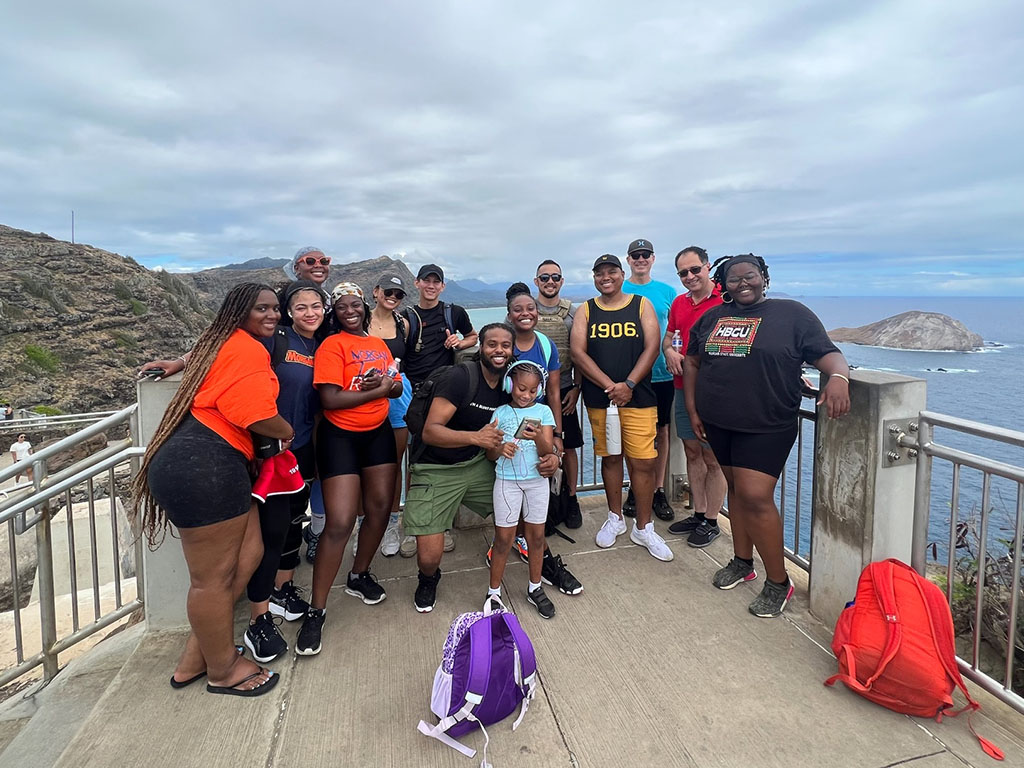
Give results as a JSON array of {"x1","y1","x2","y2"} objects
[
  {"x1": 605, "y1": 403, "x2": 622, "y2": 455},
  {"x1": 671, "y1": 330, "x2": 683, "y2": 354},
  {"x1": 386, "y1": 357, "x2": 401, "y2": 378}
]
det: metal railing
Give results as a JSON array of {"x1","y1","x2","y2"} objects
[
  {"x1": 0, "y1": 405, "x2": 145, "y2": 688},
  {"x1": 0, "y1": 410, "x2": 121, "y2": 435},
  {"x1": 908, "y1": 411, "x2": 1024, "y2": 714}
]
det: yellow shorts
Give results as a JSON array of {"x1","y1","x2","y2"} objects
[{"x1": 586, "y1": 406, "x2": 657, "y2": 459}]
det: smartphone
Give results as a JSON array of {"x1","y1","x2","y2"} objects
[
  {"x1": 514, "y1": 417, "x2": 542, "y2": 439},
  {"x1": 138, "y1": 368, "x2": 165, "y2": 379}
]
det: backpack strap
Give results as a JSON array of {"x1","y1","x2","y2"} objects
[
  {"x1": 270, "y1": 326, "x2": 289, "y2": 369},
  {"x1": 535, "y1": 331, "x2": 552, "y2": 369},
  {"x1": 442, "y1": 301, "x2": 455, "y2": 334},
  {"x1": 501, "y1": 613, "x2": 538, "y2": 731}
]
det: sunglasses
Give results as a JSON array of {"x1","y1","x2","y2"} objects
[
  {"x1": 382, "y1": 288, "x2": 406, "y2": 300},
  {"x1": 537, "y1": 273, "x2": 562, "y2": 283},
  {"x1": 677, "y1": 265, "x2": 705, "y2": 277},
  {"x1": 299, "y1": 256, "x2": 331, "y2": 267},
  {"x1": 629, "y1": 251, "x2": 653, "y2": 260}
]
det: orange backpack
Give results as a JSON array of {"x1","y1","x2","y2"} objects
[{"x1": 825, "y1": 558, "x2": 1003, "y2": 760}]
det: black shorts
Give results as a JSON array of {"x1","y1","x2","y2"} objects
[
  {"x1": 316, "y1": 419, "x2": 397, "y2": 479},
  {"x1": 653, "y1": 380, "x2": 674, "y2": 428},
  {"x1": 147, "y1": 415, "x2": 252, "y2": 528},
  {"x1": 702, "y1": 422, "x2": 798, "y2": 479},
  {"x1": 560, "y1": 392, "x2": 584, "y2": 450}
]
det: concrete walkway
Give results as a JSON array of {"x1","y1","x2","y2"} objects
[{"x1": 12, "y1": 495, "x2": 1024, "y2": 767}]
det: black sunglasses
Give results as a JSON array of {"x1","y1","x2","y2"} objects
[
  {"x1": 677, "y1": 265, "x2": 705, "y2": 277},
  {"x1": 382, "y1": 288, "x2": 406, "y2": 300},
  {"x1": 629, "y1": 251, "x2": 653, "y2": 260},
  {"x1": 537, "y1": 273, "x2": 562, "y2": 283}
]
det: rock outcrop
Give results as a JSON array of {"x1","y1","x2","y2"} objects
[{"x1": 829, "y1": 311, "x2": 984, "y2": 351}]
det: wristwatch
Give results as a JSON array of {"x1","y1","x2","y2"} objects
[{"x1": 625, "y1": 379, "x2": 636, "y2": 390}]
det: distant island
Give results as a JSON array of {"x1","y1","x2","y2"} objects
[{"x1": 829, "y1": 311, "x2": 984, "y2": 351}]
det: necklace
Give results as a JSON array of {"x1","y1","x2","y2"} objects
[{"x1": 292, "y1": 328, "x2": 315, "y2": 356}]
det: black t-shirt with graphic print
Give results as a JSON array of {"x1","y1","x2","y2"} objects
[
  {"x1": 417, "y1": 363, "x2": 509, "y2": 465},
  {"x1": 687, "y1": 299, "x2": 839, "y2": 433}
]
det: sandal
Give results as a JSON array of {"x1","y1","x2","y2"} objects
[
  {"x1": 206, "y1": 668, "x2": 279, "y2": 697},
  {"x1": 169, "y1": 645, "x2": 245, "y2": 689}
]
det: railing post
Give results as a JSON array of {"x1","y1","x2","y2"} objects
[
  {"x1": 809, "y1": 370, "x2": 926, "y2": 629},
  {"x1": 34, "y1": 502, "x2": 59, "y2": 681},
  {"x1": 910, "y1": 416, "x2": 933, "y2": 575}
]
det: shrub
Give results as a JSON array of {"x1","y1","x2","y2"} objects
[
  {"x1": 31, "y1": 405, "x2": 62, "y2": 416},
  {"x1": 130, "y1": 299, "x2": 148, "y2": 316},
  {"x1": 112, "y1": 281, "x2": 133, "y2": 301},
  {"x1": 24, "y1": 344, "x2": 59, "y2": 373}
]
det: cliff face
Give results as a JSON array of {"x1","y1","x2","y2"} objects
[{"x1": 829, "y1": 311, "x2": 984, "y2": 351}]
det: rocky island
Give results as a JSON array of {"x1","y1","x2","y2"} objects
[{"x1": 828, "y1": 311, "x2": 984, "y2": 351}]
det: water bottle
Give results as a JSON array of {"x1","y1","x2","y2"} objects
[
  {"x1": 605, "y1": 404, "x2": 622, "y2": 455},
  {"x1": 550, "y1": 466, "x2": 563, "y2": 495},
  {"x1": 386, "y1": 357, "x2": 401, "y2": 378},
  {"x1": 671, "y1": 330, "x2": 683, "y2": 354}
]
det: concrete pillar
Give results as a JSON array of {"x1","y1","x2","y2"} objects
[
  {"x1": 136, "y1": 375, "x2": 191, "y2": 631},
  {"x1": 809, "y1": 370, "x2": 926, "y2": 629}
]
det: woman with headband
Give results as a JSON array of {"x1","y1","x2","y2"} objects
[{"x1": 684, "y1": 254, "x2": 850, "y2": 618}]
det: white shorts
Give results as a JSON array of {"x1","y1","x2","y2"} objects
[{"x1": 492, "y1": 477, "x2": 549, "y2": 528}]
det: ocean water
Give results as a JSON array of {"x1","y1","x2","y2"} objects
[{"x1": 470, "y1": 297, "x2": 1024, "y2": 560}]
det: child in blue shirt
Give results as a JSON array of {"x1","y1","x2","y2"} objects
[{"x1": 485, "y1": 361, "x2": 557, "y2": 618}]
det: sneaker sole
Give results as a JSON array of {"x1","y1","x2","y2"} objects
[
  {"x1": 527, "y1": 596, "x2": 555, "y2": 620},
  {"x1": 628, "y1": 532, "x2": 675, "y2": 562},
  {"x1": 267, "y1": 603, "x2": 305, "y2": 622},
  {"x1": 668, "y1": 527, "x2": 698, "y2": 536},
  {"x1": 414, "y1": 602, "x2": 434, "y2": 613},
  {"x1": 294, "y1": 643, "x2": 322, "y2": 656},
  {"x1": 714, "y1": 570, "x2": 758, "y2": 590},
  {"x1": 344, "y1": 587, "x2": 387, "y2": 606},
  {"x1": 687, "y1": 531, "x2": 721, "y2": 549},
  {"x1": 244, "y1": 633, "x2": 285, "y2": 663},
  {"x1": 749, "y1": 584, "x2": 795, "y2": 618},
  {"x1": 541, "y1": 576, "x2": 583, "y2": 596},
  {"x1": 399, "y1": 549, "x2": 416, "y2": 558}
]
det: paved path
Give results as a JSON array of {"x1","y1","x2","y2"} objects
[{"x1": 24, "y1": 496, "x2": 1024, "y2": 767}]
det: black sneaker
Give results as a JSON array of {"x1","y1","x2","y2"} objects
[
  {"x1": 622, "y1": 488, "x2": 636, "y2": 518},
  {"x1": 653, "y1": 488, "x2": 675, "y2": 521},
  {"x1": 345, "y1": 571, "x2": 387, "y2": 605},
  {"x1": 749, "y1": 577, "x2": 794, "y2": 618},
  {"x1": 527, "y1": 586, "x2": 556, "y2": 620},
  {"x1": 269, "y1": 580, "x2": 310, "y2": 621},
  {"x1": 414, "y1": 569, "x2": 441, "y2": 613},
  {"x1": 712, "y1": 558, "x2": 757, "y2": 590},
  {"x1": 244, "y1": 612, "x2": 287, "y2": 663},
  {"x1": 668, "y1": 514, "x2": 703, "y2": 536},
  {"x1": 541, "y1": 552, "x2": 583, "y2": 595},
  {"x1": 295, "y1": 608, "x2": 325, "y2": 656},
  {"x1": 687, "y1": 519, "x2": 721, "y2": 548},
  {"x1": 303, "y1": 526, "x2": 320, "y2": 564},
  {"x1": 564, "y1": 494, "x2": 583, "y2": 529}
]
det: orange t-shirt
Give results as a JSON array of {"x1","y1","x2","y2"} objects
[
  {"x1": 191, "y1": 329, "x2": 280, "y2": 459},
  {"x1": 313, "y1": 332, "x2": 399, "y2": 432}
]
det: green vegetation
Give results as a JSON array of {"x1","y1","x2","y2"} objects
[
  {"x1": 24, "y1": 344, "x2": 60, "y2": 373},
  {"x1": 111, "y1": 331, "x2": 139, "y2": 349},
  {"x1": 19, "y1": 275, "x2": 66, "y2": 314},
  {"x1": 31, "y1": 405, "x2": 62, "y2": 416},
  {"x1": 129, "y1": 299, "x2": 148, "y2": 316},
  {"x1": 112, "y1": 280, "x2": 133, "y2": 301}
]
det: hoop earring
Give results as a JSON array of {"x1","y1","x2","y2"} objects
[{"x1": 721, "y1": 291, "x2": 733, "y2": 304}]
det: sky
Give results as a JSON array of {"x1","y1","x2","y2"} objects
[{"x1": 2, "y1": 1, "x2": 1022, "y2": 295}]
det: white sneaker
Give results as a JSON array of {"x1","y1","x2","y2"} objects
[
  {"x1": 630, "y1": 522, "x2": 675, "y2": 562},
  {"x1": 381, "y1": 522, "x2": 400, "y2": 557},
  {"x1": 443, "y1": 529, "x2": 456, "y2": 553},
  {"x1": 595, "y1": 512, "x2": 627, "y2": 548},
  {"x1": 399, "y1": 535, "x2": 417, "y2": 558}
]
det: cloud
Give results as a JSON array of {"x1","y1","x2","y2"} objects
[{"x1": 1, "y1": 0, "x2": 1022, "y2": 294}]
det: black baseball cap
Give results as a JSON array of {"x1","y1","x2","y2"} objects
[
  {"x1": 416, "y1": 264, "x2": 445, "y2": 281},
  {"x1": 592, "y1": 254, "x2": 622, "y2": 271},
  {"x1": 376, "y1": 272, "x2": 406, "y2": 291},
  {"x1": 627, "y1": 238, "x2": 654, "y2": 255}
]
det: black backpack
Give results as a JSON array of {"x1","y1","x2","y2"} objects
[{"x1": 406, "y1": 361, "x2": 480, "y2": 463}]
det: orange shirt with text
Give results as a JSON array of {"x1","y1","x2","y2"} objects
[{"x1": 313, "y1": 332, "x2": 398, "y2": 432}]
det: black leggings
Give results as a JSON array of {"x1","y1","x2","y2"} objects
[{"x1": 246, "y1": 441, "x2": 315, "y2": 603}]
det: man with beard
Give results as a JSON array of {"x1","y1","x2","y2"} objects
[{"x1": 403, "y1": 323, "x2": 578, "y2": 613}]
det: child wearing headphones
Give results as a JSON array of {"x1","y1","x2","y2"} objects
[{"x1": 484, "y1": 360, "x2": 557, "y2": 619}]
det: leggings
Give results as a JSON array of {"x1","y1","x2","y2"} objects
[{"x1": 246, "y1": 441, "x2": 315, "y2": 603}]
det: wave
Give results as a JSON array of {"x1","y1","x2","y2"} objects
[{"x1": 918, "y1": 368, "x2": 980, "y2": 374}]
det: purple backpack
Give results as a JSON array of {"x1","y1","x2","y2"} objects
[{"x1": 417, "y1": 598, "x2": 538, "y2": 767}]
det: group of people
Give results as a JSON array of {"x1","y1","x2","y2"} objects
[{"x1": 131, "y1": 240, "x2": 850, "y2": 697}]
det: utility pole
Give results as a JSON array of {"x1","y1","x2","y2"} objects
[{"x1": 71, "y1": 210, "x2": 75, "y2": 244}]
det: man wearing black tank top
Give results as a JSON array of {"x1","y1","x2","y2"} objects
[{"x1": 570, "y1": 254, "x2": 674, "y2": 562}]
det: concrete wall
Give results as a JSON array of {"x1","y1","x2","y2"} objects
[
  {"x1": 136, "y1": 374, "x2": 192, "y2": 631},
  {"x1": 809, "y1": 370, "x2": 926, "y2": 629}
]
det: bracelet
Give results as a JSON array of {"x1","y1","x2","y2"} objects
[
  {"x1": 176, "y1": 356, "x2": 186, "y2": 366},
  {"x1": 830, "y1": 373, "x2": 850, "y2": 384}
]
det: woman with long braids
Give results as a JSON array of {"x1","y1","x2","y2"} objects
[
  {"x1": 295, "y1": 282, "x2": 403, "y2": 656},
  {"x1": 684, "y1": 255, "x2": 851, "y2": 618},
  {"x1": 132, "y1": 283, "x2": 294, "y2": 696}
]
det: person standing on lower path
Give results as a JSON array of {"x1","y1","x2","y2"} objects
[
  {"x1": 570, "y1": 254, "x2": 673, "y2": 562},
  {"x1": 400, "y1": 263, "x2": 478, "y2": 558},
  {"x1": 663, "y1": 246, "x2": 727, "y2": 549},
  {"x1": 621, "y1": 238, "x2": 679, "y2": 522},
  {"x1": 9, "y1": 433, "x2": 33, "y2": 483}
]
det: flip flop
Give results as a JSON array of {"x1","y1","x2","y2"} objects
[
  {"x1": 206, "y1": 668, "x2": 278, "y2": 697},
  {"x1": 169, "y1": 645, "x2": 246, "y2": 689}
]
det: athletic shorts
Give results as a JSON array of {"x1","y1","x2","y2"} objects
[
  {"x1": 702, "y1": 422, "x2": 798, "y2": 479},
  {"x1": 147, "y1": 414, "x2": 252, "y2": 528},
  {"x1": 560, "y1": 395, "x2": 584, "y2": 450},
  {"x1": 403, "y1": 452, "x2": 495, "y2": 536},
  {"x1": 653, "y1": 380, "x2": 674, "y2": 428},
  {"x1": 673, "y1": 390, "x2": 710, "y2": 445},
  {"x1": 388, "y1": 376, "x2": 413, "y2": 429},
  {"x1": 586, "y1": 406, "x2": 657, "y2": 460},
  {"x1": 316, "y1": 419, "x2": 397, "y2": 479},
  {"x1": 493, "y1": 477, "x2": 549, "y2": 527}
]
